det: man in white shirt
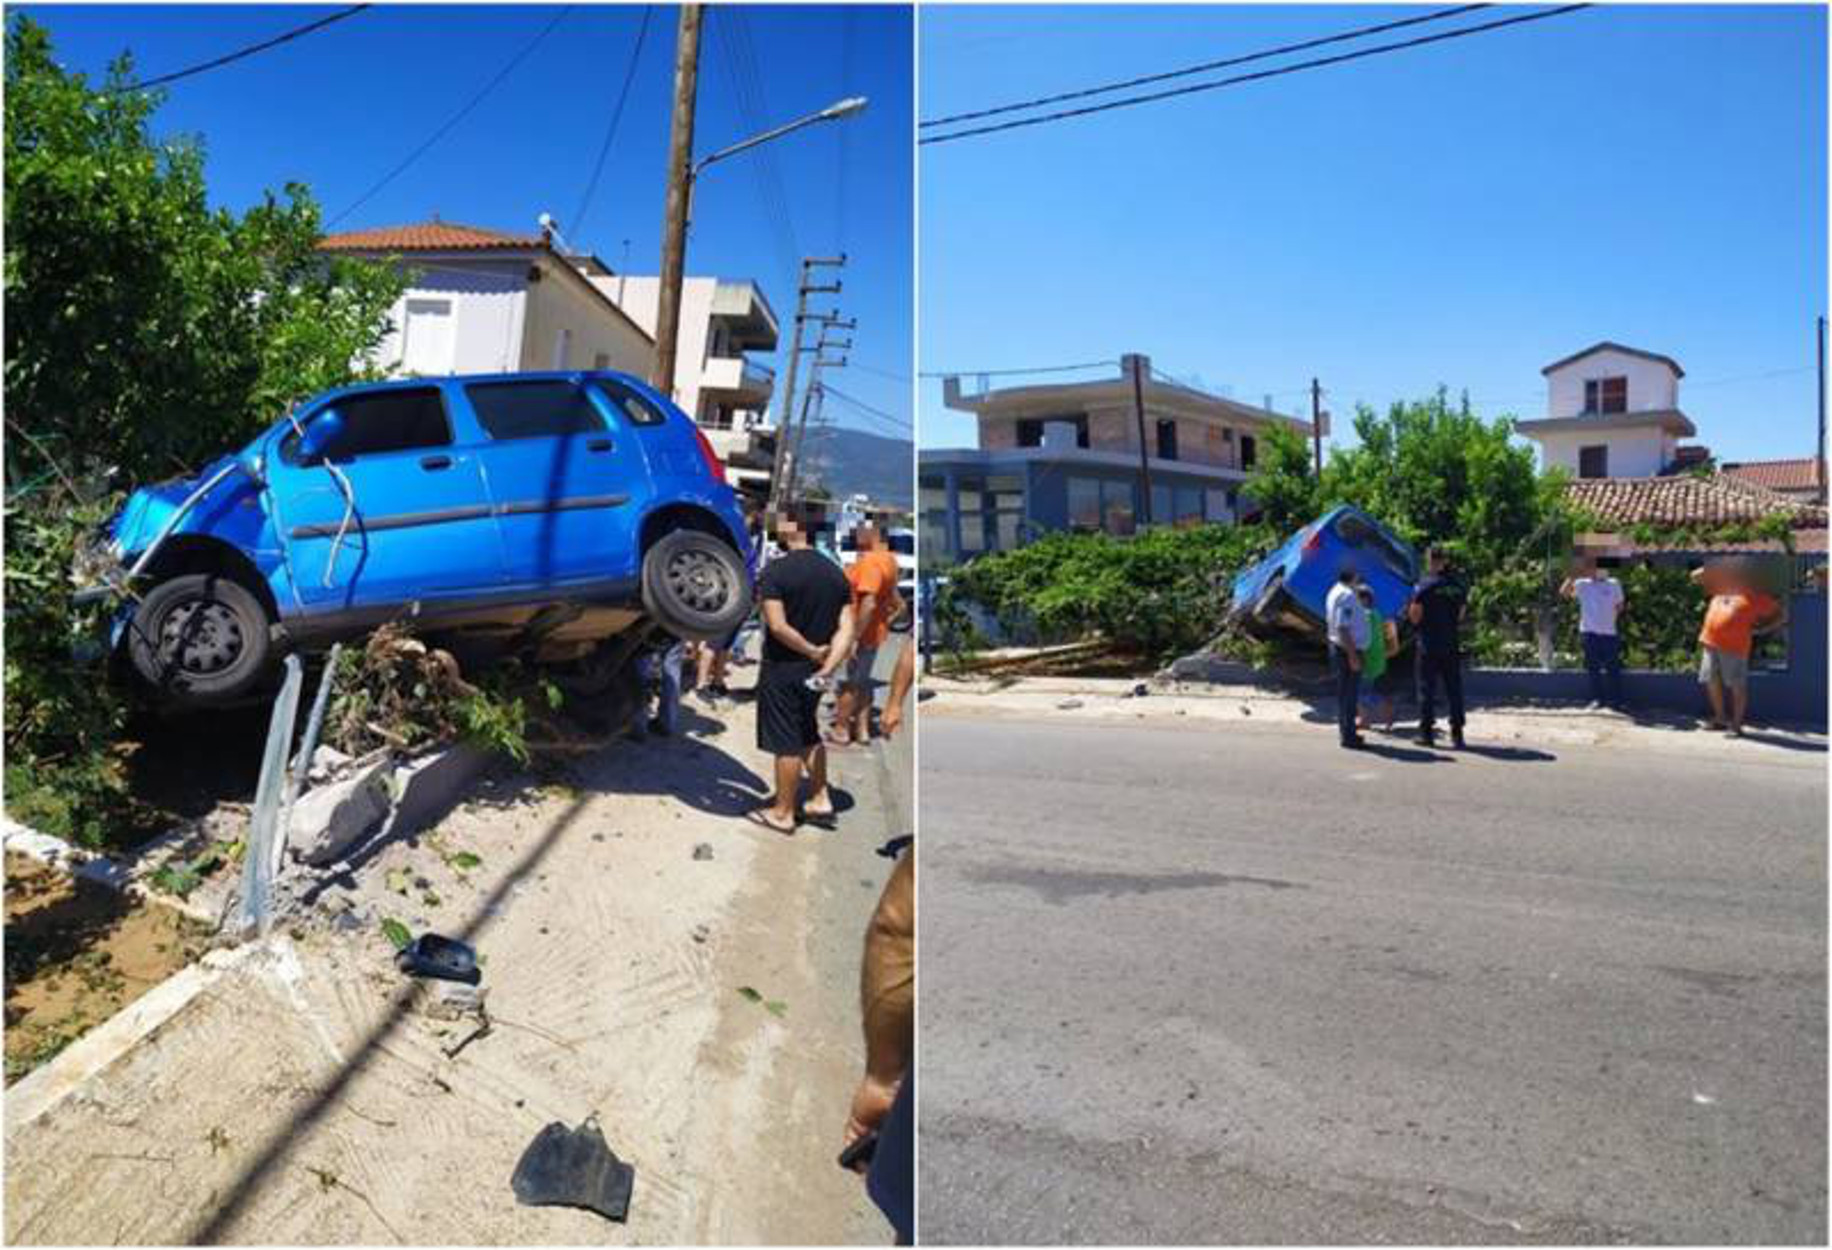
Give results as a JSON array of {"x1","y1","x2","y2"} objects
[
  {"x1": 1325, "y1": 566, "x2": 1372, "y2": 748},
  {"x1": 1561, "y1": 560, "x2": 1627, "y2": 709}
]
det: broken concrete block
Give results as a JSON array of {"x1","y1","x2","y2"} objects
[
  {"x1": 307, "y1": 744, "x2": 354, "y2": 785},
  {"x1": 416, "y1": 980, "x2": 487, "y2": 1022},
  {"x1": 382, "y1": 746, "x2": 493, "y2": 845},
  {"x1": 293, "y1": 758, "x2": 394, "y2": 867}
]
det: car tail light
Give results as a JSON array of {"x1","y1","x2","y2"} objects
[
  {"x1": 690, "y1": 424, "x2": 726, "y2": 485},
  {"x1": 1301, "y1": 528, "x2": 1323, "y2": 558}
]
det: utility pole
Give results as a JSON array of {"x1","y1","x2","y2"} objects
[
  {"x1": 651, "y1": 3, "x2": 703, "y2": 398},
  {"x1": 1818, "y1": 314, "x2": 1826, "y2": 504},
  {"x1": 1124, "y1": 353, "x2": 1154, "y2": 528},
  {"x1": 767, "y1": 257, "x2": 845, "y2": 512},
  {"x1": 784, "y1": 319, "x2": 853, "y2": 502},
  {"x1": 1311, "y1": 377, "x2": 1324, "y2": 477}
]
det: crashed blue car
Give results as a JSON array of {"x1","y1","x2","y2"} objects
[
  {"x1": 1229, "y1": 505, "x2": 1419, "y2": 644},
  {"x1": 86, "y1": 371, "x2": 754, "y2": 707}
]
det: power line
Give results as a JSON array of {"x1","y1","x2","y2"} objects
[
  {"x1": 850, "y1": 360, "x2": 912, "y2": 383},
  {"x1": 328, "y1": 6, "x2": 574, "y2": 229},
  {"x1": 921, "y1": 4, "x2": 1592, "y2": 147},
  {"x1": 920, "y1": 3, "x2": 1488, "y2": 129},
  {"x1": 571, "y1": 5, "x2": 654, "y2": 243},
  {"x1": 917, "y1": 359, "x2": 1118, "y2": 379},
  {"x1": 823, "y1": 383, "x2": 912, "y2": 429},
  {"x1": 107, "y1": 4, "x2": 371, "y2": 93}
]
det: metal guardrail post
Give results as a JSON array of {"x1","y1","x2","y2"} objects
[
  {"x1": 239, "y1": 654, "x2": 305, "y2": 940},
  {"x1": 272, "y1": 643, "x2": 342, "y2": 883}
]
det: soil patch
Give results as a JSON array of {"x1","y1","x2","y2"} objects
[{"x1": 4, "y1": 851, "x2": 210, "y2": 1082}]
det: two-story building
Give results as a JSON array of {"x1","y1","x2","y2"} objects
[
  {"x1": 918, "y1": 355, "x2": 1312, "y2": 562},
  {"x1": 595, "y1": 274, "x2": 780, "y2": 499},
  {"x1": 1514, "y1": 342, "x2": 1699, "y2": 479}
]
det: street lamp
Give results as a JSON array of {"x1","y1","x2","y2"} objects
[{"x1": 651, "y1": 28, "x2": 869, "y2": 399}]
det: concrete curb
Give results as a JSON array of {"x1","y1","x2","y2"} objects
[
  {"x1": 1, "y1": 818, "x2": 220, "y2": 926},
  {"x1": 4, "y1": 939, "x2": 268, "y2": 1131}
]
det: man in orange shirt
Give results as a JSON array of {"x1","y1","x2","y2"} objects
[
  {"x1": 1691, "y1": 559, "x2": 1786, "y2": 737},
  {"x1": 831, "y1": 524, "x2": 902, "y2": 746}
]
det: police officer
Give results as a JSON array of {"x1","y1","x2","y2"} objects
[{"x1": 1408, "y1": 546, "x2": 1468, "y2": 749}]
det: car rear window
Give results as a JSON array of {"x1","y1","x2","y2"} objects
[
  {"x1": 1333, "y1": 513, "x2": 1413, "y2": 577},
  {"x1": 285, "y1": 387, "x2": 451, "y2": 464},
  {"x1": 466, "y1": 380, "x2": 606, "y2": 440},
  {"x1": 591, "y1": 379, "x2": 669, "y2": 427}
]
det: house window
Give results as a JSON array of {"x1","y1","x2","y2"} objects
[
  {"x1": 1151, "y1": 483, "x2": 1172, "y2": 525},
  {"x1": 1174, "y1": 486, "x2": 1204, "y2": 523},
  {"x1": 1067, "y1": 476, "x2": 1102, "y2": 530},
  {"x1": 1584, "y1": 376, "x2": 1628, "y2": 415},
  {"x1": 1156, "y1": 419, "x2": 1179, "y2": 461},
  {"x1": 1019, "y1": 415, "x2": 1089, "y2": 448},
  {"x1": 1579, "y1": 444, "x2": 1610, "y2": 479},
  {"x1": 1240, "y1": 434, "x2": 1257, "y2": 470},
  {"x1": 592, "y1": 352, "x2": 611, "y2": 370}
]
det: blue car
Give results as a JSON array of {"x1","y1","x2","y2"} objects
[
  {"x1": 1229, "y1": 505, "x2": 1420, "y2": 645},
  {"x1": 87, "y1": 370, "x2": 754, "y2": 706}
]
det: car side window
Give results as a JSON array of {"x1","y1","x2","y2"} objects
[
  {"x1": 591, "y1": 379, "x2": 668, "y2": 427},
  {"x1": 466, "y1": 379, "x2": 607, "y2": 440},
  {"x1": 281, "y1": 388, "x2": 452, "y2": 465}
]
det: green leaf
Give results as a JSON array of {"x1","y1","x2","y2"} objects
[
  {"x1": 764, "y1": 1000, "x2": 788, "y2": 1018},
  {"x1": 380, "y1": 919, "x2": 412, "y2": 951},
  {"x1": 736, "y1": 986, "x2": 762, "y2": 1004},
  {"x1": 449, "y1": 852, "x2": 481, "y2": 871}
]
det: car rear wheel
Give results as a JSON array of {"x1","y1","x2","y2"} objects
[
  {"x1": 640, "y1": 529, "x2": 751, "y2": 644},
  {"x1": 126, "y1": 573, "x2": 273, "y2": 702}
]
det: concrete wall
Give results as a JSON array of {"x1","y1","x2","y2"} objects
[
  {"x1": 1535, "y1": 425, "x2": 1676, "y2": 478},
  {"x1": 1546, "y1": 349, "x2": 1680, "y2": 417},
  {"x1": 1463, "y1": 591, "x2": 1826, "y2": 727},
  {"x1": 520, "y1": 262, "x2": 652, "y2": 377},
  {"x1": 372, "y1": 261, "x2": 527, "y2": 377}
]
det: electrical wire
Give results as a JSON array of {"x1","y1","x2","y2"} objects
[
  {"x1": 824, "y1": 383, "x2": 912, "y2": 430},
  {"x1": 327, "y1": 6, "x2": 575, "y2": 228},
  {"x1": 917, "y1": 359, "x2": 1118, "y2": 379},
  {"x1": 920, "y1": 3, "x2": 1488, "y2": 129},
  {"x1": 571, "y1": 5, "x2": 654, "y2": 242},
  {"x1": 922, "y1": 4, "x2": 1592, "y2": 146},
  {"x1": 107, "y1": 4, "x2": 371, "y2": 93}
]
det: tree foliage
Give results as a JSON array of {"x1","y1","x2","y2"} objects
[{"x1": 3, "y1": 16, "x2": 407, "y2": 846}]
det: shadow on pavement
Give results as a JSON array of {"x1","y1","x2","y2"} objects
[
  {"x1": 1355, "y1": 741, "x2": 1453, "y2": 764},
  {"x1": 1454, "y1": 743, "x2": 1558, "y2": 763}
]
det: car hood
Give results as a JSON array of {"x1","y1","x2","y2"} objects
[{"x1": 108, "y1": 455, "x2": 249, "y2": 556}]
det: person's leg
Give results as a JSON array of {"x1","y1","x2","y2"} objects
[
  {"x1": 850, "y1": 646, "x2": 877, "y2": 740},
  {"x1": 804, "y1": 741, "x2": 833, "y2": 813},
  {"x1": 1582, "y1": 633, "x2": 1605, "y2": 705},
  {"x1": 656, "y1": 644, "x2": 683, "y2": 735},
  {"x1": 1726, "y1": 652, "x2": 1750, "y2": 733},
  {"x1": 1333, "y1": 648, "x2": 1358, "y2": 745},
  {"x1": 768, "y1": 753, "x2": 802, "y2": 825},
  {"x1": 1417, "y1": 651, "x2": 1438, "y2": 741},
  {"x1": 1603, "y1": 635, "x2": 1624, "y2": 708},
  {"x1": 1445, "y1": 654, "x2": 1466, "y2": 743},
  {"x1": 1700, "y1": 648, "x2": 1726, "y2": 727}
]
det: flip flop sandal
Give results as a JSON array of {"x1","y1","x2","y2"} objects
[
  {"x1": 800, "y1": 807, "x2": 838, "y2": 831},
  {"x1": 743, "y1": 808, "x2": 797, "y2": 835}
]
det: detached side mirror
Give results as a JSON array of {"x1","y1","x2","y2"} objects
[{"x1": 297, "y1": 409, "x2": 345, "y2": 465}]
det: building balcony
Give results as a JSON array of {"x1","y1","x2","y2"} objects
[
  {"x1": 702, "y1": 354, "x2": 775, "y2": 404},
  {"x1": 709, "y1": 280, "x2": 780, "y2": 351}
]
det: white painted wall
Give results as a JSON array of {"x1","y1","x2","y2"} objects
[
  {"x1": 592, "y1": 275, "x2": 721, "y2": 414},
  {"x1": 1535, "y1": 426, "x2": 1676, "y2": 478},
  {"x1": 1546, "y1": 349, "x2": 1680, "y2": 417},
  {"x1": 372, "y1": 261, "x2": 528, "y2": 377}
]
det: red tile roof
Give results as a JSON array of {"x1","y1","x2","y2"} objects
[
  {"x1": 318, "y1": 221, "x2": 544, "y2": 252},
  {"x1": 1721, "y1": 457, "x2": 1823, "y2": 493},
  {"x1": 1565, "y1": 472, "x2": 1827, "y2": 538}
]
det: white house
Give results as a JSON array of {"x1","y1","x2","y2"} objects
[
  {"x1": 1515, "y1": 342, "x2": 1698, "y2": 479},
  {"x1": 318, "y1": 219, "x2": 654, "y2": 379}
]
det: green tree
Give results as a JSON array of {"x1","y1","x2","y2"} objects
[
  {"x1": 1241, "y1": 422, "x2": 1321, "y2": 535},
  {"x1": 3, "y1": 16, "x2": 406, "y2": 846}
]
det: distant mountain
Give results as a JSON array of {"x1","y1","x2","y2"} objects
[{"x1": 796, "y1": 424, "x2": 913, "y2": 509}]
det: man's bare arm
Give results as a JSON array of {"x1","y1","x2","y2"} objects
[
  {"x1": 762, "y1": 599, "x2": 827, "y2": 663},
  {"x1": 820, "y1": 604, "x2": 858, "y2": 680}
]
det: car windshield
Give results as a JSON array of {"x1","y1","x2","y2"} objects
[
  {"x1": 1332, "y1": 513, "x2": 1414, "y2": 578},
  {"x1": 888, "y1": 533, "x2": 915, "y2": 556}
]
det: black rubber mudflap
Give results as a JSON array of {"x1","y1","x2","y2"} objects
[{"x1": 511, "y1": 1119, "x2": 634, "y2": 1223}]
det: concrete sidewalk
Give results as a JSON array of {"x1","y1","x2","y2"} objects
[
  {"x1": 5, "y1": 653, "x2": 905, "y2": 1245},
  {"x1": 924, "y1": 673, "x2": 1828, "y2": 757}
]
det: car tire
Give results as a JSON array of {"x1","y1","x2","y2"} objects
[
  {"x1": 640, "y1": 529, "x2": 752, "y2": 644},
  {"x1": 126, "y1": 573, "x2": 273, "y2": 703}
]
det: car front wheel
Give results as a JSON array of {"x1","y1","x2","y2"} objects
[
  {"x1": 126, "y1": 573, "x2": 274, "y2": 703},
  {"x1": 640, "y1": 529, "x2": 751, "y2": 644}
]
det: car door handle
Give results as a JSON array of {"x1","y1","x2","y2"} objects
[
  {"x1": 586, "y1": 438, "x2": 613, "y2": 453},
  {"x1": 420, "y1": 454, "x2": 453, "y2": 471}
]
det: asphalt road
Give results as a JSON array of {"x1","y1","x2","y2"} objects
[{"x1": 917, "y1": 713, "x2": 1827, "y2": 1245}]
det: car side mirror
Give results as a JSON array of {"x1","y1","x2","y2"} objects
[{"x1": 297, "y1": 409, "x2": 345, "y2": 464}]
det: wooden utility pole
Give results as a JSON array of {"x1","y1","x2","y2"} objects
[
  {"x1": 1124, "y1": 353, "x2": 1154, "y2": 527},
  {"x1": 767, "y1": 257, "x2": 845, "y2": 512},
  {"x1": 1311, "y1": 377, "x2": 1324, "y2": 477},
  {"x1": 651, "y1": 4, "x2": 703, "y2": 398},
  {"x1": 783, "y1": 319, "x2": 853, "y2": 502}
]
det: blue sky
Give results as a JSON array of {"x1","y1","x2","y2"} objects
[
  {"x1": 19, "y1": 3, "x2": 913, "y2": 441},
  {"x1": 918, "y1": 3, "x2": 1828, "y2": 464}
]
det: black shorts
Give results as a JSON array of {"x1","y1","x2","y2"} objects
[{"x1": 757, "y1": 667, "x2": 822, "y2": 756}]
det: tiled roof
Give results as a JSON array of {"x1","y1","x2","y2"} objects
[
  {"x1": 1721, "y1": 457, "x2": 1823, "y2": 493},
  {"x1": 1565, "y1": 473, "x2": 1827, "y2": 531},
  {"x1": 318, "y1": 221, "x2": 544, "y2": 252}
]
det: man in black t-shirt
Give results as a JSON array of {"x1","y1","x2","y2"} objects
[
  {"x1": 747, "y1": 501, "x2": 856, "y2": 835},
  {"x1": 1408, "y1": 545, "x2": 1468, "y2": 749}
]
